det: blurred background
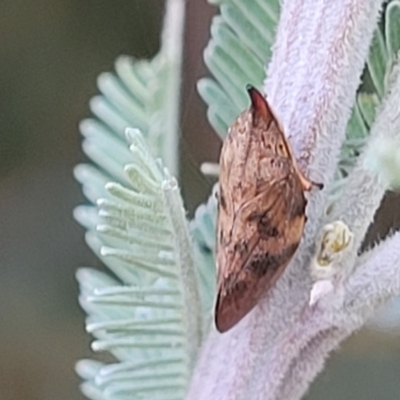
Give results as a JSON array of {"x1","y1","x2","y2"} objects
[{"x1": 0, "y1": 1, "x2": 400, "y2": 399}]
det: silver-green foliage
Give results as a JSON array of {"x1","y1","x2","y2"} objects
[
  {"x1": 82, "y1": 53, "x2": 179, "y2": 178},
  {"x1": 74, "y1": 1, "x2": 205, "y2": 399},
  {"x1": 75, "y1": 128, "x2": 202, "y2": 399}
]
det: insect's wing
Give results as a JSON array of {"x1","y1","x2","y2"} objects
[
  {"x1": 215, "y1": 171, "x2": 307, "y2": 333},
  {"x1": 214, "y1": 86, "x2": 311, "y2": 333}
]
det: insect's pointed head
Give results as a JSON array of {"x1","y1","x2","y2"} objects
[{"x1": 247, "y1": 85, "x2": 273, "y2": 122}]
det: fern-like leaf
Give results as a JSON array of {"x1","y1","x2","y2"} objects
[
  {"x1": 82, "y1": 0, "x2": 183, "y2": 178},
  {"x1": 75, "y1": 129, "x2": 202, "y2": 399},
  {"x1": 74, "y1": 1, "x2": 204, "y2": 399}
]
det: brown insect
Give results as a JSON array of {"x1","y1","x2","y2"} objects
[{"x1": 215, "y1": 86, "x2": 322, "y2": 333}]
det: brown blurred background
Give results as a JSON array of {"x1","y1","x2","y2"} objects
[{"x1": 0, "y1": 1, "x2": 400, "y2": 399}]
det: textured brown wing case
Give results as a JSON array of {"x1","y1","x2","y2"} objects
[{"x1": 215, "y1": 86, "x2": 320, "y2": 333}]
